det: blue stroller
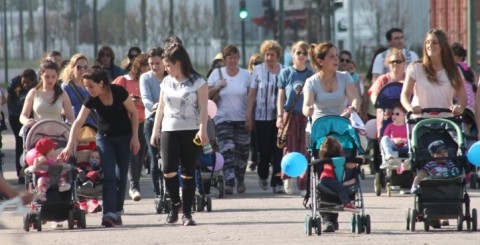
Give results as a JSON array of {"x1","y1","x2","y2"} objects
[
  {"x1": 303, "y1": 115, "x2": 371, "y2": 235},
  {"x1": 405, "y1": 109, "x2": 478, "y2": 232}
]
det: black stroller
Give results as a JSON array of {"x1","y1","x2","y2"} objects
[
  {"x1": 405, "y1": 109, "x2": 478, "y2": 232},
  {"x1": 22, "y1": 119, "x2": 86, "y2": 231}
]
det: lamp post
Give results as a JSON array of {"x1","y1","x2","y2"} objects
[{"x1": 239, "y1": 0, "x2": 248, "y2": 67}]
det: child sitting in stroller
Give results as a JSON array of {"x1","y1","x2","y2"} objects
[
  {"x1": 77, "y1": 150, "x2": 102, "y2": 213},
  {"x1": 318, "y1": 136, "x2": 359, "y2": 213},
  {"x1": 33, "y1": 138, "x2": 71, "y2": 201},
  {"x1": 410, "y1": 140, "x2": 461, "y2": 194},
  {"x1": 379, "y1": 103, "x2": 408, "y2": 169}
]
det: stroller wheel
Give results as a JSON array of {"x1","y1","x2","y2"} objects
[
  {"x1": 472, "y1": 209, "x2": 478, "y2": 231},
  {"x1": 355, "y1": 214, "x2": 362, "y2": 234},
  {"x1": 23, "y1": 213, "x2": 31, "y2": 232},
  {"x1": 457, "y1": 212, "x2": 464, "y2": 231},
  {"x1": 351, "y1": 215, "x2": 356, "y2": 233},
  {"x1": 364, "y1": 214, "x2": 371, "y2": 234},
  {"x1": 78, "y1": 210, "x2": 86, "y2": 229},
  {"x1": 374, "y1": 173, "x2": 382, "y2": 196},
  {"x1": 217, "y1": 175, "x2": 225, "y2": 198},
  {"x1": 304, "y1": 215, "x2": 313, "y2": 236},
  {"x1": 68, "y1": 210, "x2": 74, "y2": 229},
  {"x1": 410, "y1": 209, "x2": 417, "y2": 232},
  {"x1": 154, "y1": 197, "x2": 163, "y2": 214},
  {"x1": 206, "y1": 196, "x2": 212, "y2": 212}
]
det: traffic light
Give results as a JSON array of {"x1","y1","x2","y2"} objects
[{"x1": 239, "y1": 0, "x2": 248, "y2": 19}]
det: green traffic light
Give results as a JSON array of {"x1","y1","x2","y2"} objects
[{"x1": 239, "y1": 10, "x2": 248, "y2": 19}]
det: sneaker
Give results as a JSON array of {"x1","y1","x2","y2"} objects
[
  {"x1": 411, "y1": 185, "x2": 420, "y2": 194},
  {"x1": 129, "y1": 189, "x2": 141, "y2": 201},
  {"x1": 58, "y1": 183, "x2": 71, "y2": 192},
  {"x1": 237, "y1": 181, "x2": 246, "y2": 194},
  {"x1": 79, "y1": 201, "x2": 88, "y2": 213},
  {"x1": 225, "y1": 186, "x2": 234, "y2": 195},
  {"x1": 88, "y1": 199, "x2": 102, "y2": 213},
  {"x1": 343, "y1": 203, "x2": 360, "y2": 213},
  {"x1": 166, "y1": 203, "x2": 180, "y2": 224},
  {"x1": 323, "y1": 221, "x2": 335, "y2": 232},
  {"x1": 101, "y1": 215, "x2": 116, "y2": 228},
  {"x1": 182, "y1": 214, "x2": 196, "y2": 226},
  {"x1": 283, "y1": 178, "x2": 294, "y2": 194},
  {"x1": 259, "y1": 178, "x2": 268, "y2": 190},
  {"x1": 82, "y1": 181, "x2": 94, "y2": 189},
  {"x1": 272, "y1": 185, "x2": 284, "y2": 194}
]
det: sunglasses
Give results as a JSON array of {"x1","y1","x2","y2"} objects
[
  {"x1": 253, "y1": 61, "x2": 263, "y2": 66},
  {"x1": 392, "y1": 112, "x2": 403, "y2": 116},
  {"x1": 295, "y1": 51, "x2": 307, "y2": 56},
  {"x1": 389, "y1": 60, "x2": 404, "y2": 65},
  {"x1": 76, "y1": 65, "x2": 88, "y2": 70},
  {"x1": 340, "y1": 58, "x2": 351, "y2": 63}
]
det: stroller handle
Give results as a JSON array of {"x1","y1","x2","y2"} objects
[
  {"x1": 406, "y1": 108, "x2": 461, "y2": 124},
  {"x1": 310, "y1": 157, "x2": 365, "y2": 166}
]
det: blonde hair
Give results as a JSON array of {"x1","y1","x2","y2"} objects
[
  {"x1": 260, "y1": 40, "x2": 282, "y2": 58},
  {"x1": 291, "y1": 41, "x2": 309, "y2": 54},
  {"x1": 383, "y1": 47, "x2": 405, "y2": 66},
  {"x1": 248, "y1": 53, "x2": 263, "y2": 73},
  {"x1": 60, "y1": 53, "x2": 88, "y2": 85}
]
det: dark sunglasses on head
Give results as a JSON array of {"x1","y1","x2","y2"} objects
[
  {"x1": 128, "y1": 53, "x2": 138, "y2": 59},
  {"x1": 76, "y1": 65, "x2": 88, "y2": 70},
  {"x1": 295, "y1": 51, "x2": 307, "y2": 56},
  {"x1": 340, "y1": 58, "x2": 351, "y2": 63},
  {"x1": 101, "y1": 53, "x2": 112, "y2": 58},
  {"x1": 389, "y1": 60, "x2": 404, "y2": 65},
  {"x1": 393, "y1": 112, "x2": 403, "y2": 116},
  {"x1": 253, "y1": 61, "x2": 263, "y2": 66}
]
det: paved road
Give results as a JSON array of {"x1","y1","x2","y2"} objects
[{"x1": 0, "y1": 127, "x2": 479, "y2": 244}]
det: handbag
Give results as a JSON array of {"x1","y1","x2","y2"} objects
[
  {"x1": 209, "y1": 68, "x2": 223, "y2": 104},
  {"x1": 68, "y1": 81, "x2": 99, "y2": 124},
  {"x1": 77, "y1": 124, "x2": 97, "y2": 142}
]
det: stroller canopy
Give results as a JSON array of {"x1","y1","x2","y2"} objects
[
  {"x1": 374, "y1": 82, "x2": 403, "y2": 110},
  {"x1": 310, "y1": 115, "x2": 364, "y2": 157}
]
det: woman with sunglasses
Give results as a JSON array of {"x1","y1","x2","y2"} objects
[
  {"x1": 96, "y1": 45, "x2": 127, "y2": 80},
  {"x1": 276, "y1": 41, "x2": 314, "y2": 194},
  {"x1": 61, "y1": 53, "x2": 97, "y2": 127},
  {"x1": 368, "y1": 48, "x2": 406, "y2": 137},
  {"x1": 207, "y1": 45, "x2": 251, "y2": 195},
  {"x1": 113, "y1": 53, "x2": 150, "y2": 202},
  {"x1": 122, "y1": 47, "x2": 142, "y2": 72}
]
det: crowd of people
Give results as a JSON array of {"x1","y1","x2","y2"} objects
[{"x1": 0, "y1": 27, "x2": 477, "y2": 232}]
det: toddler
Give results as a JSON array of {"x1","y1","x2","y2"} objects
[
  {"x1": 318, "y1": 136, "x2": 359, "y2": 213},
  {"x1": 77, "y1": 150, "x2": 102, "y2": 213},
  {"x1": 379, "y1": 104, "x2": 408, "y2": 169},
  {"x1": 33, "y1": 138, "x2": 71, "y2": 201},
  {"x1": 410, "y1": 140, "x2": 461, "y2": 194}
]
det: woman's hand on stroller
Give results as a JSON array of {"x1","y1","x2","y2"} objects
[
  {"x1": 57, "y1": 147, "x2": 72, "y2": 162},
  {"x1": 25, "y1": 118, "x2": 36, "y2": 128},
  {"x1": 450, "y1": 104, "x2": 464, "y2": 116},
  {"x1": 409, "y1": 105, "x2": 422, "y2": 114}
]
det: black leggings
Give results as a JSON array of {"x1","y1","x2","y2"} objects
[{"x1": 160, "y1": 130, "x2": 202, "y2": 177}]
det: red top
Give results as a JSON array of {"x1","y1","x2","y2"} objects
[
  {"x1": 320, "y1": 163, "x2": 335, "y2": 179},
  {"x1": 113, "y1": 75, "x2": 145, "y2": 122}
]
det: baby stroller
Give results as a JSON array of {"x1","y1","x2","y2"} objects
[
  {"x1": 405, "y1": 109, "x2": 478, "y2": 232},
  {"x1": 22, "y1": 119, "x2": 85, "y2": 231},
  {"x1": 373, "y1": 82, "x2": 413, "y2": 196},
  {"x1": 303, "y1": 115, "x2": 371, "y2": 236},
  {"x1": 193, "y1": 118, "x2": 224, "y2": 212}
]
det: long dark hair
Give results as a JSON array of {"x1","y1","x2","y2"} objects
[
  {"x1": 162, "y1": 42, "x2": 195, "y2": 79},
  {"x1": 319, "y1": 136, "x2": 344, "y2": 158},
  {"x1": 162, "y1": 36, "x2": 202, "y2": 79},
  {"x1": 36, "y1": 60, "x2": 63, "y2": 105}
]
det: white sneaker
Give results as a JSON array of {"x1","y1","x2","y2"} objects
[
  {"x1": 50, "y1": 222, "x2": 63, "y2": 228},
  {"x1": 129, "y1": 189, "x2": 141, "y2": 201},
  {"x1": 283, "y1": 178, "x2": 294, "y2": 194}
]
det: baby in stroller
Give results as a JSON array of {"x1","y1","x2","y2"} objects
[
  {"x1": 379, "y1": 103, "x2": 408, "y2": 170},
  {"x1": 317, "y1": 136, "x2": 359, "y2": 213},
  {"x1": 76, "y1": 149, "x2": 102, "y2": 213},
  {"x1": 32, "y1": 138, "x2": 71, "y2": 201},
  {"x1": 410, "y1": 140, "x2": 461, "y2": 194}
]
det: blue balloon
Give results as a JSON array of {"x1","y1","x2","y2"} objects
[
  {"x1": 281, "y1": 152, "x2": 308, "y2": 177},
  {"x1": 467, "y1": 141, "x2": 480, "y2": 167}
]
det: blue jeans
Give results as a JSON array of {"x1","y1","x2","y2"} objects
[
  {"x1": 96, "y1": 133, "x2": 132, "y2": 217},
  {"x1": 144, "y1": 118, "x2": 161, "y2": 196},
  {"x1": 380, "y1": 136, "x2": 408, "y2": 158},
  {"x1": 129, "y1": 122, "x2": 147, "y2": 191}
]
